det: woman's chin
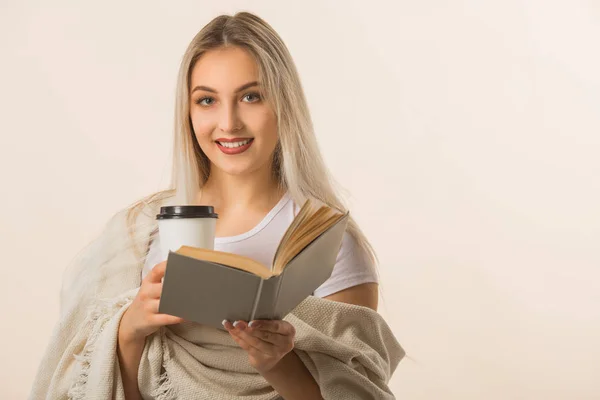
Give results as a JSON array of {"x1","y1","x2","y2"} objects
[
  {"x1": 206, "y1": 150, "x2": 275, "y2": 178},
  {"x1": 212, "y1": 161, "x2": 256, "y2": 177}
]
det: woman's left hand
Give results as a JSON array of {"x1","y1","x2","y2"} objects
[{"x1": 223, "y1": 319, "x2": 296, "y2": 374}]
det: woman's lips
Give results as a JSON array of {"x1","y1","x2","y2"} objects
[{"x1": 215, "y1": 138, "x2": 254, "y2": 155}]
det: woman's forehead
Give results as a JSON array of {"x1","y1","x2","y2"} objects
[{"x1": 190, "y1": 47, "x2": 259, "y2": 91}]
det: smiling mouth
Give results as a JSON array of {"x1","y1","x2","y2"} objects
[
  {"x1": 215, "y1": 138, "x2": 255, "y2": 155},
  {"x1": 215, "y1": 138, "x2": 254, "y2": 148}
]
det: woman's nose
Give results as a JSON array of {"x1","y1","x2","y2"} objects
[{"x1": 218, "y1": 104, "x2": 243, "y2": 133}]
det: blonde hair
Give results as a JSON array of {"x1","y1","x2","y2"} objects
[{"x1": 126, "y1": 11, "x2": 377, "y2": 266}]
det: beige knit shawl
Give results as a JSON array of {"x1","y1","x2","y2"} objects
[{"x1": 29, "y1": 199, "x2": 404, "y2": 399}]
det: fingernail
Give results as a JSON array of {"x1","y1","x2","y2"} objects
[
  {"x1": 233, "y1": 321, "x2": 246, "y2": 330},
  {"x1": 248, "y1": 321, "x2": 257, "y2": 328},
  {"x1": 222, "y1": 319, "x2": 228, "y2": 327}
]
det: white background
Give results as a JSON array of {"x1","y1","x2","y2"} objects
[{"x1": 1, "y1": 1, "x2": 599, "y2": 398}]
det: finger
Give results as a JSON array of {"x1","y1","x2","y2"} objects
[
  {"x1": 146, "y1": 299, "x2": 174, "y2": 317},
  {"x1": 222, "y1": 320, "x2": 235, "y2": 331},
  {"x1": 234, "y1": 324, "x2": 278, "y2": 356},
  {"x1": 153, "y1": 313, "x2": 185, "y2": 326},
  {"x1": 248, "y1": 328, "x2": 288, "y2": 347},
  {"x1": 249, "y1": 320, "x2": 295, "y2": 336},
  {"x1": 229, "y1": 331, "x2": 251, "y2": 351},
  {"x1": 146, "y1": 283, "x2": 162, "y2": 299},
  {"x1": 147, "y1": 261, "x2": 167, "y2": 283},
  {"x1": 225, "y1": 321, "x2": 281, "y2": 353},
  {"x1": 229, "y1": 329, "x2": 267, "y2": 357},
  {"x1": 224, "y1": 323, "x2": 249, "y2": 347},
  {"x1": 142, "y1": 282, "x2": 163, "y2": 299}
]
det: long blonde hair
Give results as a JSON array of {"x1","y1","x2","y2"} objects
[{"x1": 126, "y1": 11, "x2": 377, "y2": 266}]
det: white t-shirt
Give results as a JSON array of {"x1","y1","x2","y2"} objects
[{"x1": 141, "y1": 192, "x2": 378, "y2": 298}]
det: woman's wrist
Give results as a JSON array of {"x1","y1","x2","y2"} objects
[
  {"x1": 118, "y1": 312, "x2": 145, "y2": 346},
  {"x1": 261, "y1": 351, "x2": 323, "y2": 400},
  {"x1": 117, "y1": 323, "x2": 145, "y2": 400},
  {"x1": 118, "y1": 328, "x2": 145, "y2": 347}
]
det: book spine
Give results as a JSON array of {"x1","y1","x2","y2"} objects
[
  {"x1": 272, "y1": 272, "x2": 285, "y2": 319},
  {"x1": 249, "y1": 278, "x2": 264, "y2": 321}
]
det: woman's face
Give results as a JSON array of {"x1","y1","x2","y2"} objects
[{"x1": 189, "y1": 46, "x2": 278, "y2": 178}]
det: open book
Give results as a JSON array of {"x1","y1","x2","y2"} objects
[{"x1": 158, "y1": 199, "x2": 349, "y2": 330}]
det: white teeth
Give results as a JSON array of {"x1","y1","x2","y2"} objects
[{"x1": 219, "y1": 139, "x2": 251, "y2": 148}]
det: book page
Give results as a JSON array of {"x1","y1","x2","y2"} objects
[
  {"x1": 176, "y1": 246, "x2": 274, "y2": 279},
  {"x1": 273, "y1": 207, "x2": 345, "y2": 273},
  {"x1": 272, "y1": 199, "x2": 316, "y2": 265}
]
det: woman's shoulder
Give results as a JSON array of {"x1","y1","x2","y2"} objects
[
  {"x1": 98, "y1": 189, "x2": 177, "y2": 250},
  {"x1": 117, "y1": 189, "x2": 177, "y2": 226}
]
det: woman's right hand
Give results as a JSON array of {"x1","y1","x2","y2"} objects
[{"x1": 119, "y1": 261, "x2": 184, "y2": 343}]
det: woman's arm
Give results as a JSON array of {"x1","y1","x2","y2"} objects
[
  {"x1": 224, "y1": 319, "x2": 323, "y2": 400},
  {"x1": 323, "y1": 282, "x2": 379, "y2": 310},
  {"x1": 116, "y1": 261, "x2": 185, "y2": 400},
  {"x1": 261, "y1": 351, "x2": 323, "y2": 400},
  {"x1": 117, "y1": 326, "x2": 145, "y2": 400},
  {"x1": 224, "y1": 283, "x2": 378, "y2": 399}
]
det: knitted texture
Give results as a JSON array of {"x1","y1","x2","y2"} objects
[{"x1": 29, "y1": 201, "x2": 404, "y2": 399}]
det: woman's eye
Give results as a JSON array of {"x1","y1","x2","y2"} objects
[
  {"x1": 194, "y1": 93, "x2": 261, "y2": 107},
  {"x1": 196, "y1": 97, "x2": 214, "y2": 106},
  {"x1": 243, "y1": 92, "x2": 261, "y2": 103}
]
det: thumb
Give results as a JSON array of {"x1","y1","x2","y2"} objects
[{"x1": 148, "y1": 261, "x2": 167, "y2": 283}]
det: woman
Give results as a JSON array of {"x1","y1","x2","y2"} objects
[{"x1": 30, "y1": 12, "x2": 402, "y2": 400}]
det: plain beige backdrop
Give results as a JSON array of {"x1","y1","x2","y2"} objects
[{"x1": 1, "y1": 1, "x2": 599, "y2": 399}]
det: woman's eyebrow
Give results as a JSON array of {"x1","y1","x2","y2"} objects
[{"x1": 191, "y1": 81, "x2": 259, "y2": 94}]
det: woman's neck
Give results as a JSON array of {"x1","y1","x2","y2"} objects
[{"x1": 198, "y1": 164, "x2": 285, "y2": 213}]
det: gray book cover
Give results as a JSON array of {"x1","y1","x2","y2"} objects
[{"x1": 158, "y1": 213, "x2": 349, "y2": 330}]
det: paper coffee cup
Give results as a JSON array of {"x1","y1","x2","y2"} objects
[{"x1": 156, "y1": 205, "x2": 218, "y2": 260}]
